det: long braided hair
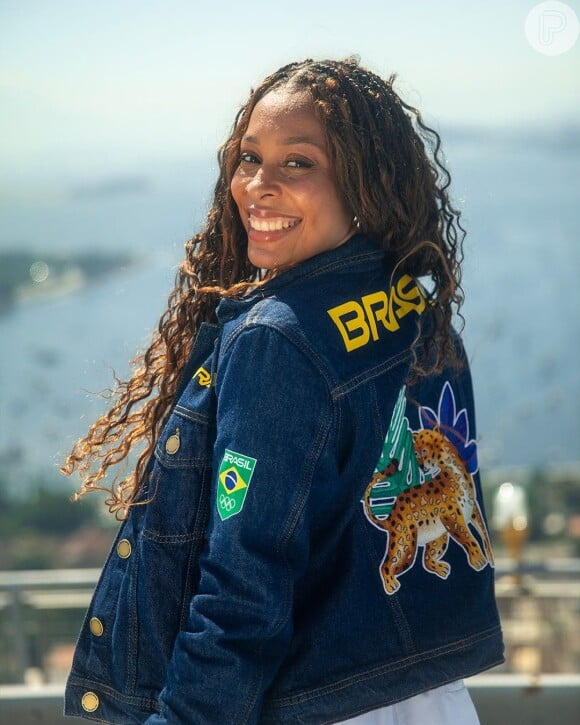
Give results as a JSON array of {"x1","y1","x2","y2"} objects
[{"x1": 61, "y1": 57, "x2": 466, "y2": 517}]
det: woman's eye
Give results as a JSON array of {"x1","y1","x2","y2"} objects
[
  {"x1": 286, "y1": 158, "x2": 312, "y2": 169},
  {"x1": 237, "y1": 154, "x2": 313, "y2": 169},
  {"x1": 239, "y1": 152, "x2": 259, "y2": 164}
]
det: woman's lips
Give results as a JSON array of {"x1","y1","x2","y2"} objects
[
  {"x1": 248, "y1": 214, "x2": 301, "y2": 232},
  {"x1": 247, "y1": 213, "x2": 302, "y2": 242}
]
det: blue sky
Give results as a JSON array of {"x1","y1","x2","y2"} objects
[{"x1": 1, "y1": 0, "x2": 579, "y2": 175}]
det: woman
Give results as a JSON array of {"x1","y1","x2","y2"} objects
[{"x1": 62, "y1": 57, "x2": 504, "y2": 724}]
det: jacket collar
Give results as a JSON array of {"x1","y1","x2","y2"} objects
[{"x1": 216, "y1": 233, "x2": 383, "y2": 323}]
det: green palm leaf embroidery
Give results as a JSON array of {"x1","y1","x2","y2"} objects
[{"x1": 367, "y1": 387, "x2": 431, "y2": 519}]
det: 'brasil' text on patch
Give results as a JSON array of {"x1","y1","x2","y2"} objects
[{"x1": 217, "y1": 449, "x2": 257, "y2": 521}]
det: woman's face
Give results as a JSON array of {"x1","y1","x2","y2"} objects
[{"x1": 230, "y1": 87, "x2": 355, "y2": 273}]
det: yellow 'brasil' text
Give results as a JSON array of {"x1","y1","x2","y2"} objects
[
  {"x1": 193, "y1": 367, "x2": 214, "y2": 387},
  {"x1": 327, "y1": 275, "x2": 425, "y2": 352}
]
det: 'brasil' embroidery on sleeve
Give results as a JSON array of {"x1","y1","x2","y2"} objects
[
  {"x1": 362, "y1": 382, "x2": 494, "y2": 595},
  {"x1": 193, "y1": 366, "x2": 215, "y2": 388},
  {"x1": 217, "y1": 449, "x2": 257, "y2": 521}
]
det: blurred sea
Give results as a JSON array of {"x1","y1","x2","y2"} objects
[{"x1": 0, "y1": 130, "x2": 579, "y2": 492}]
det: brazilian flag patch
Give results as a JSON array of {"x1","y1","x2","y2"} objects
[{"x1": 217, "y1": 449, "x2": 257, "y2": 521}]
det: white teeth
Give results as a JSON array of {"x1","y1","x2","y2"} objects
[{"x1": 249, "y1": 215, "x2": 300, "y2": 232}]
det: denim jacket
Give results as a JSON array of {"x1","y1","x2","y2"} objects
[{"x1": 64, "y1": 234, "x2": 504, "y2": 724}]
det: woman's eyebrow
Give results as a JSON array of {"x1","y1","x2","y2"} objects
[
  {"x1": 242, "y1": 134, "x2": 325, "y2": 151},
  {"x1": 281, "y1": 135, "x2": 325, "y2": 150}
]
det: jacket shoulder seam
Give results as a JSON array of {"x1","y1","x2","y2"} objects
[{"x1": 220, "y1": 314, "x2": 338, "y2": 395}]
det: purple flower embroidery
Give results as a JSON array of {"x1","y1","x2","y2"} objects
[{"x1": 419, "y1": 381, "x2": 478, "y2": 474}]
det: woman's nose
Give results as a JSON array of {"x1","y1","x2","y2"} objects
[{"x1": 247, "y1": 164, "x2": 281, "y2": 197}]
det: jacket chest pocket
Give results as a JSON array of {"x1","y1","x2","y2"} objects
[{"x1": 143, "y1": 402, "x2": 215, "y2": 542}]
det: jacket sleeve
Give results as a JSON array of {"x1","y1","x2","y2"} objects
[{"x1": 145, "y1": 324, "x2": 334, "y2": 724}]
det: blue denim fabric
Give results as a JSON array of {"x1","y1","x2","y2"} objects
[{"x1": 64, "y1": 234, "x2": 504, "y2": 724}]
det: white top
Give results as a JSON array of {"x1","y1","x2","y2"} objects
[{"x1": 339, "y1": 680, "x2": 479, "y2": 725}]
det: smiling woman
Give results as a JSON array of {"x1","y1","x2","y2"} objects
[{"x1": 61, "y1": 57, "x2": 503, "y2": 724}]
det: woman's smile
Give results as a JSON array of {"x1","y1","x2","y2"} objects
[{"x1": 248, "y1": 211, "x2": 302, "y2": 234}]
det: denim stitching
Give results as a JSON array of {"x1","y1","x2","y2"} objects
[
  {"x1": 180, "y1": 539, "x2": 198, "y2": 630},
  {"x1": 221, "y1": 317, "x2": 336, "y2": 395},
  {"x1": 153, "y1": 450, "x2": 211, "y2": 468},
  {"x1": 314, "y1": 669, "x2": 493, "y2": 725},
  {"x1": 192, "y1": 466, "x2": 212, "y2": 535},
  {"x1": 127, "y1": 538, "x2": 138, "y2": 694},
  {"x1": 67, "y1": 676, "x2": 159, "y2": 709},
  {"x1": 221, "y1": 314, "x2": 413, "y2": 403},
  {"x1": 141, "y1": 529, "x2": 205, "y2": 543},
  {"x1": 172, "y1": 405, "x2": 210, "y2": 424},
  {"x1": 267, "y1": 250, "x2": 383, "y2": 289},
  {"x1": 266, "y1": 626, "x2": 502, "y2": 706},
  {"x1": 330, "y1": 350, "x2": 412, "y2": 399}
]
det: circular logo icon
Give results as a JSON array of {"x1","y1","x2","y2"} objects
[
  {"x1": 224, "y1": 470, "x2": 238, "y2": 492},
  {"x1": 525, "y1": 2, "x2": 579, "y2": 55}
]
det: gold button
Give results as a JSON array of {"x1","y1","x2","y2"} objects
[
  {"x1": 117, "y1": 539, "x2": 132, "y2": 559},
  {"x1": 165, "y1": 428, "x2": 180, "y2": 455},
  {"x1": 81, "y1": 691, "x2": 99, "y2": 712},
  {"x1": 89, "y1": 617, "x2": 104, "y2": 637}
]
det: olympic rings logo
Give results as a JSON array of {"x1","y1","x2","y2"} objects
[{"x1": 219, "y1": 493, "x2": 236, "y2": 512}]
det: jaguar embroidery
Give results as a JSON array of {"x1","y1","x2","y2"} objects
[{"x1": 362, "y1": 383, "x2": 494, "y2": 595}]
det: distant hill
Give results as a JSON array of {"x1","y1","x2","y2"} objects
[{"x1": 0, "y1": 250, "x2": 136, "y2": 313}]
